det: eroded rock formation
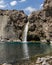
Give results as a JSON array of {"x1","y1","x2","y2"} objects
[
  {"x1": 0, "y1": 10, "x2": 28, "y2": 41},
  {"x1": 28, "y1": 0, "x2": 52, "y2": 42},
  {"x1": 0, "y1": 0, "x2": 52, "y2": 42}
]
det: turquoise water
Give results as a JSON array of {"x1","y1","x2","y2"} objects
[{"x1": 0, "y1": 42, "x2": 52, "y2": 63}]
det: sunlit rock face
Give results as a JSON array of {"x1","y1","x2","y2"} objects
[
  {"x1": 28, "y1": 0, "x2": 52, "y2": 41},
  {"x1": 0, "y1": 10, "x2": 28, "y2": 41},
  {"x1": 43, "y1": 0, "x2": 52, "y2": 17},
  {"x1": 28, "y1": 11, "x2": 45, "y2": 41},
  {"x1": 42, "y1": 0, "x2": 52, "y2": 41}
]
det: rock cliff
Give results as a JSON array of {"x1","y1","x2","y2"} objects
[
  {"x1": 0, "y1": 0, "x2": 52, "y2": 42},
  {"x1": 0, "y1": 10, "x2": 28, "y2": 41},
  {"x1": 28, "y1": 0, "x2": 52, "y2": 42}
]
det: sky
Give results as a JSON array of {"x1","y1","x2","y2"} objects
[{"x1": 0, "y1": 0, "x2": 44, "y2": 15}]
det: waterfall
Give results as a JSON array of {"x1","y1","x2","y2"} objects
[
  {"x1": 22, "y1": 22, "x2": 29, "y2": 59},
  {"x1": 23, "y1": 22, "x2": 29, "y2": 42}
]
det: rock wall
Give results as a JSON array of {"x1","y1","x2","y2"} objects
[
  {"x1": 0, "y1": 0, "x2": 52, "y2": 42},
  {"x1": 0, "y1": 10, "x2": 28, "y2": 41},
  {"x1": 28, "y1": 0, "x2": 52, "y2": 42}
]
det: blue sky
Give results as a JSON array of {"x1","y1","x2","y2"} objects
[{"x1": 0, "y1": 0, "x2": 44, "y2": 15}]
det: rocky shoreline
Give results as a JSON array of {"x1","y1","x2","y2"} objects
[{"x1": 0, "y1": 53, "x2": 52, "y2": 65}]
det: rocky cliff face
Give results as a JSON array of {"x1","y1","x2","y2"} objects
[
  {"x1": 0, "y1": 10, "x2": 28, "y2": 41},
  {"x1": 0, "y1": 0, "x2": 52, "y2": 42},
  {"x1": 28, "y1": 0, "x2": 52, "y2": 42}
]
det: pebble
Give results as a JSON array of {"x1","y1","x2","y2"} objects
[
  {"x1": 42, "y1": 61, "x2": 50, "y2": 65},
  {"x1": 50, "y1": 56, "x2": 52, "y2": 59},
  {"x1": 40, "y1": 57, "x2": 46, "y2": 62},
  {"x1": 36, "y1": 57, "x2": 41, "y2": 63}
]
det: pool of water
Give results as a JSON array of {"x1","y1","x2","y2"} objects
[{"x1": 0, "y1": 42, "x2": 52, "y2": 63}]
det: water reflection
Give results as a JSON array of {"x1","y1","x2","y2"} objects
[{"x1": 0, "y1": 42, "x2": 52, "y2": 63}]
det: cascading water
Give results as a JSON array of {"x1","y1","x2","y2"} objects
[
  {"x1": 22, "y1": 22, "x2": 29, "y2": 59},
  {"x1": 23, "y1": 22, "x2": 29, "y2": 42}
]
